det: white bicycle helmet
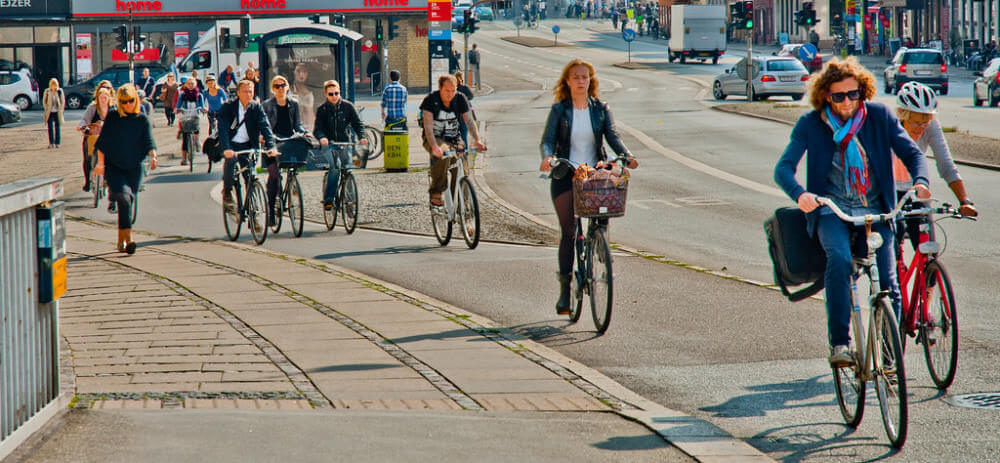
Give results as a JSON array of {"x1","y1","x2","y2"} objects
[{"x1": 896, "y1": 81, "x2": 938, "y2": 114}]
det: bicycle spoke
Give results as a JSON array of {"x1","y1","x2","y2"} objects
[
  {"x1": 588, "y1": 228, "x2": 613, "y2": 334},
  {"x1": 458, "y1": 178, "x2": 479, "y2": 249},
  {"x1": 920, "y1": 261, "x2": 958, "y2": 389},
  {"x1": 289, "y1": 175, "x2": 304, "y2": 238},
  {"x1": 342, "y1": 173, "x2": 359, "y2": 234},
  {"x1": 875, "y1": 300, "x2": 908, "y2": 449}
]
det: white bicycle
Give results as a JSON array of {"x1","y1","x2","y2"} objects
[{"x1": 429, "y1": 148, "x2": 480, "y2": 249}]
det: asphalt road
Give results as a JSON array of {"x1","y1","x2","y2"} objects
[{"x1": 65, "y1": 20, "x2": 1000, "y2": 461}]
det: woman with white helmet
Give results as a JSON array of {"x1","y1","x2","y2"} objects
[{"x1": 893, "y1": 81, "x2": 977, "y2": 220}]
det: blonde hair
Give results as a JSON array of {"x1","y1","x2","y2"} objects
[
  {"x1": 454, "y1": 71, "x2": 465, "y2": 85},
  {"x1": 48, "y1": 78, "x2": 59, "y2": 89},
  {"x1": 271, "y1": 75, "x2": 289, "y2": 88},
  {"x1": 236, "y1": 79, "x2": 255, "y2": 92},
  {"x1": 553, "y1": 59, "x2": 599, "y2": 102},
  {"x1": 323, "y1": 79, "x2": 340, "y2": 91},
  {"x1": 116, "y1": 84, "x2": 140, "y2": 117},
  {"x1": 808, "y1": 57, "x2": 877, "y2": 111},
  {"x1": 93, "y1": 80, "x2": 113, "y2": 101}
]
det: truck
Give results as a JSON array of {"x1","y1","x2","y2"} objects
[{"x1": 666, "y1": 4, "x2": 727, "y2": 64}]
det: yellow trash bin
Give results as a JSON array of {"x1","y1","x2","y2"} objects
[{"x1": 383, "y1": 129, "x2": 409, "y2": 172}]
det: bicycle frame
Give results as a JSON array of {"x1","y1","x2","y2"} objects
[
  {"x1": 896, "y1": 215, "x2": 936, "y2": 336},
  {"x1": 433, "y1": 149, "x2": 470, "y2": 222},
  {"x1": 231, "y1": 149, "x2": 261, "y2": 218}
]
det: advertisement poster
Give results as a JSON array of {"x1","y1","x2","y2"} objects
[
  {"x1": 174, "y1": 32, "x2": 190, "y2": 62},
  {"x1": 75, "y1": 33, "x2": 92, "y2": 81},
  {"x1": 263, "y1": 42, "x2": 339, "y2": 131}
]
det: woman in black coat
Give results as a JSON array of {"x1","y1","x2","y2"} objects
[
  {"x1": 95, "y1": 84, "x2": 158, "y2": 254},
  {"x1": 539, "y1": 59, "x2": 638, "y2": 314},
  {"x1": 262, "y1": 75, "x2": 306, "y2": 225}
]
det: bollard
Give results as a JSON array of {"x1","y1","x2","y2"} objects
[{"x1": 383, "y1": 128, "x2": 409, "y2": 172}]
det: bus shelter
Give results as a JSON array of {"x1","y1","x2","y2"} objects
[{"x1": 256, "y1": 25, "x2": 364, "y2": 129}]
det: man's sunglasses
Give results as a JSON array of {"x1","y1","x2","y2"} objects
[
  {"x1": 327, "y1": 91, "x2": 340, "y2": 96},
  {"x1": 828, "y1": 89, "x2": 861, "y2": 103},
  {"x1": 273, "y1": 83, "x2": 287, "y2": 89}
]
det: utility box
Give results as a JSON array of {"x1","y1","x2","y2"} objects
[
  {"x1": 383, "y1": 129, "x2": 409, "y2": 172},
  {"x1": 37, "y1": 201, "x2": 67, "y2": 304}
]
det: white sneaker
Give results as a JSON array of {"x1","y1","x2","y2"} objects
[{"x1": 829, "y1": 345, "x2": 854, "y2": 367}]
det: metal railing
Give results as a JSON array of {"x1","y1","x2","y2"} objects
[{"x1": 0, "y1": 177, "x2": 65, "y2": 456}]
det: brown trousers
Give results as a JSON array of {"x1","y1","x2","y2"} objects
[{"x1": 423, "y1": 137, "x2": 466, "y2": 196}]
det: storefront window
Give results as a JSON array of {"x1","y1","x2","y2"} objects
[
  {"x1": 35, "y1": 27, "x2": 68, "y2": 44},
  {"x1": 15, "y1": 47, "x2": 33, "y2": 70},
  {"x1": 0, "y1": 28, "x2": 33, "y2": 44}
]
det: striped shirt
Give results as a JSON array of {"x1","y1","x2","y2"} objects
[{"x1": 381, "y1": 81, "x2": 408, "y2": 120}]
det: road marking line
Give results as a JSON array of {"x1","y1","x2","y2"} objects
[{"x1": 617, "y1": 122, "x2": 786, "y2": 198}]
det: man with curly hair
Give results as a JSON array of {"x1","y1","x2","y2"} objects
[{"x1": 774, "y1": 57, "x2": 932, "y2": 367}]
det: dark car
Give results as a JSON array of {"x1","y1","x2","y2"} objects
[
  {"x1": 0, "y1": 101, "x2": 21, "y2": 126},
  {"x1": 64, "y1": 64, "x2": 168, "y2": 109}
]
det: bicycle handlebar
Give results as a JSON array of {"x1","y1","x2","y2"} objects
[
  {"x1": 902, "y1": 202, "x2": 979, "y2": 222},
  {"x1": 817, "y1": 189, "x2": 917, "y2": 225}
]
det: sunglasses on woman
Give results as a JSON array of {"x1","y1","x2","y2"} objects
[
  {"x1": 273, "y1": 83, "x2": 287, "y2": 89},
  {"x1": 121, "y1": 98, "x2": 136, "y2": 104},
  {"x1": 828, "y1": 89, "x2": 861, "y2": 103}
]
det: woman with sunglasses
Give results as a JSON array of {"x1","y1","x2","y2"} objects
[
  {"x1": 93, "y1": 84, "x2": 158, "y2": 255},
  {"x1": 774, "y1": 57, "x2": 931, "y2": 368},
  {"x1": 262, "y1": 75, "x2": 306, "y2": 226}
]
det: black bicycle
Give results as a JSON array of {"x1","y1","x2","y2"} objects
[
  {"x1": 321, "y1": 143, "x2": 360, "y2": 234},
  {"x1": 356, "y1": 107, "x2": 384, "y2": 163},
  {"x1": 178, "y1": 106, "x2": 203, "y2": 173},
  {"x1": 270, "y1": 136, "x2": 306, "y2": 237},
  {"x1": 223, "y1": 149, "x2": 268, "y2": 244},
  {"x1": 549, "y1": 156, "x2": 630, "y2": 334}
]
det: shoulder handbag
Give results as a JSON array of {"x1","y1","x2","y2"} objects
[
  {"x1": 203, "y1": 107, "x2": 247, "y2": 163},
  {"x1": 764, "y1": 207, "x2": 826, "y2": 302}
]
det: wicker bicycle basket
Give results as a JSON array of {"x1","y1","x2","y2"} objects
[
  {"x1": 179, "y1": 115, "x2": 199, "y2": 133},
  {"x1": 572, "y1": 168, "x2": 629, "y2": 218}
]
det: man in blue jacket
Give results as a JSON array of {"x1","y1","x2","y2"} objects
[
  {"x1": 219, "y1": 79, "x2": 278, "y2": 215},
  {"x1": 774, "y1": 58, "x2": 931, "y2": 367}
]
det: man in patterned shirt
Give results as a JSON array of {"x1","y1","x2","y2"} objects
[{"x1": 381, "y1": 70, "x2": 408, "y2": 130}]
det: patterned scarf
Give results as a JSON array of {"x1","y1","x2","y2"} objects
[{"x1": 824, "y1": 103, "x2": 869, "y2": 205}]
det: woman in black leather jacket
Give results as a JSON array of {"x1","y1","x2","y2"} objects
[{"x1": 539, "y1": 58, "x2": 638, "y2": 315}]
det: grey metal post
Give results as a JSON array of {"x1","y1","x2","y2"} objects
[{"x1": 747, "y1": 18, "x2": 754, "y2": 102}]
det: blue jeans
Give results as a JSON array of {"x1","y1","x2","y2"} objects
[
  {"x1": 816, "y1": 212, "x2": 901, "y2": 348},
  {"x1": 47, "y1": 117, "x2": 61, "y2": 145},
  {"x1": 323, "y1": 146, "x2": 352, "y2": 203}
]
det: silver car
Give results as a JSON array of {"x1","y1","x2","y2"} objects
[
  {"x1": 883, "y1": 47, "x2": 949, "y2": 95},
  {"x1": 973, "y1": 58, "x2": 1000, "y2": 107},
  {"x1": 712, "y1": 57, "x2": 809, "y2": 101}
]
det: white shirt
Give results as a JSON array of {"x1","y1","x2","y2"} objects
[
  {"x1": 569, "y1": 107, "x2": 597, "y2": 167},
  {"x1": 232, "y1": 101, "x2": 250, "y2": 144}
]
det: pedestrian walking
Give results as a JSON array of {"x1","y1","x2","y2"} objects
[
  {"x1": 455, "y1": 71, "x2": 475, "y2": 147},
  {"x1": 468, "y1": 43, "x2": 482, "y2": 90},
  {"x1": 420, "y1": 74, "x2": 486, "y2": 207},
  {"x1": 135, "y1": 67, "x2": 155, "y2": 97},
  {"x1": 93, "y1": 84, "x2": 158, "y2": 255},
  {"x1": 381, "y1": 69, "x2": 408, "y2": 129},
  {"x1": 42, "y1": 78, "x2": 65, "y2": 148},
  {"x1": 774, "y1": 57, "x2": 930, "y2": 367},
  {"x1": 160, "y1": 73, "x2": 180, "y2": 126},
  {"x1": 809, "y1": 29, "x2": 820, "y2": 50},
  {"x1": 367, "y1": 54, "x2": 382, "y2": 90},
  {"x1": 538, "y1": 58, "x2": 638, "y2": 315}
]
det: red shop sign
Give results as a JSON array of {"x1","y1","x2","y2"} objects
[
  {"x1": 428, "y1": 0, "x2": 451, "y2": 22},
  {"x1": 864, "y1": 14, "x2": 873, "y2": 30}
]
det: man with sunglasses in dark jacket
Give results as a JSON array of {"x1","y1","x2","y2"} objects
[
  {"x1": 313, "y1": 79, "x2": 367, "y2": 211},
  {"x1": 774, "y1": 58, "x2": 930, "y2": 368}
]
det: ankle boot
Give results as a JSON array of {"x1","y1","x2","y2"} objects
[
  {"x1": 116, "y1": 229, "x2": 128, "y2": 252},
  {"x1": 124, "y1": 229, "x2": 137, "y2": 255},
  {"x1": 556, "y1": 273, "x2": 572, "y2": 315}
]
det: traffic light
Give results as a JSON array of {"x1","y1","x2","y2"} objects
[
  {"x1": 133, "y1": 26, "x2": 147, "y2": 53},
  {"x1": 331, "y1": 14, "x2": 345, "y2": 27},
  {"x1": 219, "y1": 27, "x2": 232, "y2": 51},
  {"x1": 802, "y1": 2, "x2": 818, "y2": 26},
  {"x1": 387, "y1": 17, "x2": 400, "y2": 40},
  {"x1": 741, "y1": 0, "x2": 753, "y2": 29},
  {"x1": 463, "y1": 9, "x2": 472, "y2": 34},
  {"x1": 113, "y1": 24, "x2": 128, "y2": 52},
  {"x1": 308, "y1": 14, "x2": 321, "y2": 24},
  {"x1": 375, "y1": 19, "x2": 384, "y2": 41},
  {"x1": 467, "y1": 13, "x2": 479, "y2": 34},
  {"x1": 807, "y1": 9, "x2": 819, "y2": 26},
  {"x1": 794, "y1": 9, "x2": 804, "y2": 26},
  {"x1": 239, "y1": 16, "x2": 250, "y2": 49}
]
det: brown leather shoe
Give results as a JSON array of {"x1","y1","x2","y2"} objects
[{"x1": 116, "y1": 229, "x2": 128, "y2": 253}]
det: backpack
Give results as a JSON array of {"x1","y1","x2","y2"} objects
[{"x1": 764, "y1": 207, "x2": 826, "y2": 302}]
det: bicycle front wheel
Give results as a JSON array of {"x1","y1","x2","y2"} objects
[
  {"x1": 875, "y1": 298, "x2": 908, "y2": 449},
  {"x1": 458, "y1": 177, "x2": 480, "y2": 249},
  {"x1": 341, "y1": 172, "x2": 359, "y2": 234},
  {"x1": 832, "y1": 345, "x2": 865, "y2": 427},
  {"x1": 185, "y1": 133, "x2": 195, "y2": 172},
  {"x1": 920, "y1": 261, "x2": 958, "y2": 390},
  {"x1": 223, "y1": 181, "x2": 243, "y2": 241},
  {"x1": 322, "y1": 171, "x2": 337, "y2": 230},
  {"x1": 288, "y1": 175, "x2": 304, "y2": 238},
  {"x1": 270, "y1": 177, "x2": 283, "y2": 234},
  {"x1": 431, "y1": 203, "x2": 452, "y2": 246},
  {"x1": 587, "y1": 228, "x2": 613, "y2": 334},
  {"x1": 569, "y1": 231, "x2": 586, "y2": 323},
  {"x1": 360, "y1": 126, "x2": 383, "y2": 161},
  {"x1": 247, "y1": 180, "x2": 268, "y2": 245}
]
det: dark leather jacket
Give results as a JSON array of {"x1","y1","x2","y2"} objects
[
  {"x1": 313, "y1": 99, "x2": 363, "y2": 143},
  {"x1": 262, "y1": 96, "x2": 306, "y2": 137},
  {"x1": 539, "y1": 97, "x2": 632, "y2": 161}
]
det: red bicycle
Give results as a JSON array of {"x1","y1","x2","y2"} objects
[{"x1": 895, "y1": 200, "x2": 976, "y2": 390}]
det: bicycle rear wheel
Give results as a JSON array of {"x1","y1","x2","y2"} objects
[
  {"x1": 341, "y1": 172, "x2": 359, "y2": 234},
  {"x1": 288, "y1": 175, "x2": 304, "y2": 238},
  {"x1": 247, "y1": 180, "x2": 268, "y2": 245},
  {"x1": 322, "y1": 172, "x2": 337, "y2": 230},
  {"x1": 458, "y1": 177, "x2": 480, "y2": 249},
  {"x1": 223, "y1": 181, "x2": 243, "y2": 241},
  {"x1": 270, "y1": 176, "x2": 283, "y2": 234},
  {"x1": 587, "y1": 228, "x2": 613, "y2": 334},
  {"x1": 361, "y1": 126, "x2": 383, "y2": 160},
  {"x1": 875, "y1": 299, "x2": 908, "y2": 449},
  {"x1": 920, "y1": 261, "x2": 958, "y2": 389}
]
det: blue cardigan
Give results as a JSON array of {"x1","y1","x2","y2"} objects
[{"x1": 774, "y1": 101, "x2": 930, "y2": 235}]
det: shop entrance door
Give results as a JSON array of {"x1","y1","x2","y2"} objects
[{"x1": 35, "y1": 45, "x2": 63, "y2": 86}]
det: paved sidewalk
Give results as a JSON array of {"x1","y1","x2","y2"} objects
[{"x1": 7, "y1": 217, "x2": 778, "y2": 462}]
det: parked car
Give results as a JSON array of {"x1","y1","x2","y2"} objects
[
  {"x1": 774, "y1": 43, "x2": 823, "y2": 73},
  {"x1": 476, "y1": 6, "x2": 495, "y2": 20},
  {"x1": 0, "y1": 101, "x2": 20, "y2": 126},
  {"x1": 712, "y1": 56, "x2": 809, "y2": 101},
  {"x1": 883, "y1": 47, "x2": 949, "y2": 95},
  {"x1": 973, "y1": 57, "x2": 1000, "y2": 107},
  {"x1": 0, "y1": 69, "x2": 39, "y2": 110},
  {"x1": 63, "y1": 64, "x2": 168, "y2": 109}
]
